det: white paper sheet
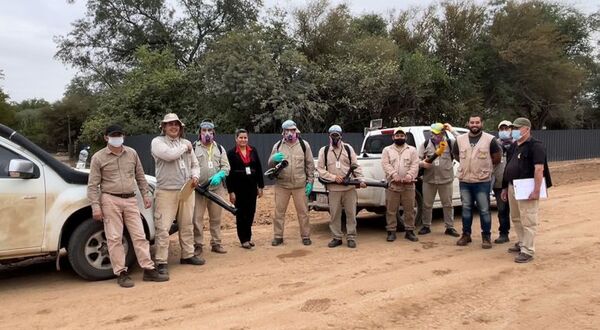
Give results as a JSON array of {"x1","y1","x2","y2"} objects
[{"x1": 513, "y1": 178, "x2": 548, "y2": 200}]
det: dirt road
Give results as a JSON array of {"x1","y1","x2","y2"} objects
[{"x1": 1, "y1": 160, "x2": 599, "y2": 329}]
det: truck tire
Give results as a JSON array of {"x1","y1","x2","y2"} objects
[
  {"x1": 396, "y1": 190, "x2": 424, "y2": 230},
  {"x1": 67, "y1": 219, "x2": 135, "y2": 281}
]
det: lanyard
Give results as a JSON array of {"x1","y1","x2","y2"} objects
[{"x1": 207, "y1": 143, "x2": 214, "y2": 163}]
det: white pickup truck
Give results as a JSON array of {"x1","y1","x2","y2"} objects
[
  {"x1": 309, "y1": 126, "x2": 469, "y2": 228},
  {"x1": 0, "y1": 124, "x2": 155, "y2": 280}
]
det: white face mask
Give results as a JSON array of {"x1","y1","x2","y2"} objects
[{"x1": 108, "y1": 136, "x2": 124, "y2": 147}]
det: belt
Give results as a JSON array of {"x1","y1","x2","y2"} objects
[{"x1": 106, "y1": 192, "x2": 136, "y2": 198}]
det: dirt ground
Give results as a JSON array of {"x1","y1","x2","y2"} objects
[{"x1": 1, "y1": 159, "x2": 599, "y2": 329}]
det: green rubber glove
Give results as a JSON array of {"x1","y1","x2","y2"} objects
[
  {"x1": 305, "y1": 182, "x2": 313, "y2": 196},
  {"x1": 209, "y1": 170, "x2": 226, "y2": 186},
  {"x1": 273, "y1": 152, "x2": 285, "y2": 163}
]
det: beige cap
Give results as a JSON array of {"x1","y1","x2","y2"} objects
[
  {"x1": 498, "y1": 120, "x2": 512, "y2": 129},
  {"x1": 393, "y1": 127, "x2": 406, "y2": 134}
]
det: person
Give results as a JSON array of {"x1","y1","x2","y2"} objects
[
  {"x1": 492, "y1": 120, "x2": 513, "y2": 244},
  {"x1": 268, "y1": 119, "x2": 315, "y2": 246},
  {"x1": 381, "y1": 127, "x2": 420, "y2": 242},
  {"x1": 151, "y1": 113, "x2": 204, "y2": 278},
  {"x1": 87, "y1": 124, "x2": 168, "y2": 287},
  {"x1": 316, "y1": 125, "x2": 366, "y2": 249},
  {"x1": 501, "y1": 117, "x2": 552, "y2": 263},
  {"x1": 226, "y1": 129, "x2": 264, "y2": 249},
  {"x1": 417, "y1": 123, "x2": 460, "y2": 237},
  {"x1": 450, "y1": 115, "x2": 502, "y2": 249},
  {"x1": 192, "y1": 120, "x2": 230, "y2": 254}
]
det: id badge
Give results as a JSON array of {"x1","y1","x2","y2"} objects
[
  {"x1": 245, "y1": 167, "x2": 251, "y2": 175},
  {"x1": 335, "y1": 161, "x2": 341, "y2": 169},
  {"x1": 208, "y1": 162, "x2": 214, "y2": 169},
  {"x1": 433, "y1": 159, "x2": 440, "y2": 166}
]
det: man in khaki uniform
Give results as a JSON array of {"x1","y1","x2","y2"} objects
[
  {"x1": 193, "y1": 120, "x2": 230, "y2": 254},
  {"x1": 151, "y1": 113, "x2": 204, "y2": 278},
  {"x1": 268, "y1": 119, "x2": 315, "y2": 246},
  {"x1": 450, "y1": 115, "x2": 501, "y2": 248},
  {"x1": 381, "y1": 127, "x2": 420, "y2": 242},
  {"x1": 88, "y1": 124, "x2": 168, "y2": 287},
  {"x1": 317, "y1": 125, "x2": 366, "y2": 248}
]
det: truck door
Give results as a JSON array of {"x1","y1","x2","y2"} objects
[{"x1": 0, "y1": 145, "x2": 45, "y2": 253}]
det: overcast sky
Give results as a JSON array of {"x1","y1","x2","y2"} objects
[{"x1": 0, "y1": 0, "x2": 598, "y2": 103}]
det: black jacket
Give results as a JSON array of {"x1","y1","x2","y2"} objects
[
  {"x1": 502, "y1": 137, "x2": 552, "y2": 189},
  {"x1": 226, "y1": 146, "x2": 264, "y2": 193}
]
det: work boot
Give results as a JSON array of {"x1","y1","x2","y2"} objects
[
  {"x1": 508, "y1": 243, "x2": 521, "y2": 253},
  {"x1": 482, "y1": 234, "x2": 492, "y2": 249},
  {"x1": 494, "y1": 234, "x2": 510, "y2": 244},
  {"x1": 418, "y1": 226, "x2": 431, "y2": 235},
  {"x1": 249, "y1": 241, "x2": 256, "y2": 247},
  {"x1": 444, "y1": 228, "x2": 460, "y2": 237},
  {"x1": 241, "y1": 242, "x2": 252, "y2": 249},
  {"x1": 211, "y1": 244, "x2": 227, "y2": 254},
  {"x1": 194, "y1": 244, "x2": 203, "y2": 256},
  {"x1": 271, "y1": 238, "x2": 284, "y2": 246},
  {"x1": 143, "y1": 268, "x2": 169, "y2": 282},
  {"x1": 515, "y1": 252, "x2": 534, "y2": 263},
  {"x1": 180, "y1": 256, "x2": 206, "y2": 265},
  {"x1": 117, "y1": 271, "x2": 134, "y2": 288},
  {"x1": 386, "y1": 231, "x2": 397, "y2": 242},
  {"x1": 156, "y1": 264, "x2": 169, "y2": 276},
  {"x1": 328, "y1": 238, "x2": 343, "y2": 248},
  {"x1": 302, "y1": 238, "x2": 312, "y2": 246},
  {"x1": 405, "y1": 230, "x2": 419, "y2": 242},
  {"x1": 456, "y1": 234, "x2": 472, "y2": 246},
  {"x1": 347, "y1": 239, "x2": 357, "y2": 249}
]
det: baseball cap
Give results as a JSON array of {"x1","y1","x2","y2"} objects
[
  {"x1": 512, "y1": 118, "x2": 531, "y2": 128},
  {"x1": 328, "y1": 125, "x2": 342, "y2": 134},
  {"x1": 199, "y1": 119, "x2": 215, "y2": 130},
  {"x1": 430, "y1": 123, "x2": 444, "y2": 134},
  {"x1": 105, "y1": 124, "x2": 124, "y2": 136},
  {"x1": 282, "y1": 120, "x2": 297, "y2": 130},
  {"x1": 498, "y1": 120, "x2": 512, "y2": 129},
  {"x1": 393, "y1": 127, "x2": 406, "y2": 134}
]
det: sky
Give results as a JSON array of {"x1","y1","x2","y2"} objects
[{"x1": 0, "y1": 0, "x2": 598, "y2": 104}]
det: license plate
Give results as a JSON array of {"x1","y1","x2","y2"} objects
[{"x1": 316, "y1": 193, "x2": 328, "y2": 205}]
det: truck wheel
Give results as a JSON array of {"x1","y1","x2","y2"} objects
[
  {"x1": 396, "y1": 190, "x2": 424, "y2": 230},
  {"x1": 67, "y1": 219, "x2": 135, "y2": 281}
]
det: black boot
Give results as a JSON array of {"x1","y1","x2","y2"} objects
[
  {"x1": 386, "y1": 231, "x2": 397, "y2": 242},
  {"x1": 405, "y1": 230, "x2": 419, "y2": 242}
]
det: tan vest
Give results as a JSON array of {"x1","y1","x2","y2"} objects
[{"x1": 456, "y1": 132, "x2": 494, "y2": 183}]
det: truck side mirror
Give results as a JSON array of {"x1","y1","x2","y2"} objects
[{"x1": 8, "y1": 159, "x2": 35, "y2": 179}]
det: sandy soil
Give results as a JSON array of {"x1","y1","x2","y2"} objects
[{"x1": 1, "y1": 159, "x2": 599, "y2": 329}]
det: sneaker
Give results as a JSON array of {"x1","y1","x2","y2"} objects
[
  {"x1": 249, "y1": 241, "x2": 256, "y2": 247},
  {"x1": 482, "y1": 235, "x2": 492, "y2": 249},
  {"x1": 271, "y1": 238, "x2": 284, "y2": 246},
  {"x1": 405, "y1": 230, "x2": 419, "y2": 242},
  {"x1": 211, "y1": 245, "x2": 227, "y2": 254},
  {"x1": 302, "y1": 238, "x2": 312, "y2": 246},
  {"x1": 386, "y1": 231, "x2": 396, "y2": 242},
  {"x1": 444, "y1": 228, "x2": 460, "y2": 237},
  {"x1": 456, "y1": 234, "x2": 472, "y2": 246},
  {"x1": 347, "y1": 239, "x2": 357, "y2": 249},
  {"x1": 180, "y1": 256, "x2": 206, "y2": 265},
  {"x1": 194, "y1": 244, "x2": 203, "y2": 256},
  {"x1": 328, "y1": 238, "x2": 343, "y2": 248},
  {"x1": 515, "y1": 252, "x2": 534, "y2": 263},
  {"x1": 418, "y1": 226, "x2": 431, "y2": 235},
  {"x1": 117, "y1": 271, "x2": 134, "y2": 288},
  {"x1": 241, "y1": 242, "x2": 252, "y2": 249},
  {"x1": 156, "y1": 264, "x2": 169, "y2": 276},
  {"x1": 508, "y1": 243, "x2": 521, "y2": 253},
  {"x1": 494, "y1": 235, "x2": 510, "y2": 244},
  {"x1": 143, "y1": 268, "x2": 169, "y2": 282}
]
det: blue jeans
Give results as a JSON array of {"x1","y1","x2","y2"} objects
[
  {"x1": 493, "y1": 188, "x2": 510, "y2": 236},
  {"x1": 459, "y1": 181, "x2": 492, "y2": 236}
]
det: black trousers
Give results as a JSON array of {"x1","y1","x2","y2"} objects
[{"x1": 234, "y1": 187, "x2": 258, "y2": 243}]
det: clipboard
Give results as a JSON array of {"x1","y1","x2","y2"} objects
[
  {"x1": 513, "y1": 178, "x2": 548, "y2": 200},
  {"x1": 179, "y1": 179, "x2": 196, "y2": 201}
]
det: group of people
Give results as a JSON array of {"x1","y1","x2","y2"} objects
[{"x1": 86, "y1": 113, "x2": 550, "y2": 288}]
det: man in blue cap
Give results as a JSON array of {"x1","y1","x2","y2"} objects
[{"x1": 268, "y1": 119, "x2": 315, "y2": 246}]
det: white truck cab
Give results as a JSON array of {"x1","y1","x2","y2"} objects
[{"x1": 0, "y1": 124, "x2": 155, "y2": 280}]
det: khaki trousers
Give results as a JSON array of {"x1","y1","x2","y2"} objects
[
  {"x1": 193, "y1": 187, "x2": 224, "y2": 247},
  {"x1": 101, "y1": 193, "x2": 154, "y2": 275},
  {"x1": 385, "y1": 188, "x2": 416, "y2": 231},
  {"x1": 273, "y1": 185, "x2": 310, "y2": 239},
  {"x1": 422, "y1": 181, "x2": 454, "y2": 228},
  {"x1": 328, "y1": 189, "x2": 358, "y2": 239},
  {"x1": 508, "y1": 184, "x2": 539, "y2": 256},
  {"x1": 154, "y1": 189, "x2": 195, "y2": 264}
]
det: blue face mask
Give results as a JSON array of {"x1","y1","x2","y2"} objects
[
  {"x1": 511, "y1": 130, "x2": 521, "y2": 140},
  {"x1": 498, "y1": 131, "x2": 511, "y2": 140}
]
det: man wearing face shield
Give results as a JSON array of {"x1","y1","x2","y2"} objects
[
  {"x1": 501, "y1": 118, "x2": 552, "y2": 263},
  {"x1": 317, "y1": 125, "x2": 366, "y2": 248},
  {"x1": 491, "y1": 120, "x2": 514, "y2": 244},
  {"x1": 193, "y1": 120, "x2": 231, "y2": 254},
  {"x1": 268, "y1": 120, "x2": 315, "y2": 246},
  {"x1": 450, "y1": 115, "x2": 502, "y2": 249}
]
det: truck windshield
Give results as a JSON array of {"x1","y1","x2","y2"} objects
[{"x1": 362, "y1": 133, "x2": 416, "y2": 154}]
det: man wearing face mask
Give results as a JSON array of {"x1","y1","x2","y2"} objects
[
  {"x1": 317, "y1": 125, "x2": 366, "y2": 248},
  {"x1": 450, "y1": 115, "x2": 502, "y2": 249},
  {"x1": 193, "y1": 120, "x2": 231, "y2": 254},
  {"x1": 417, "y1": 123, "x2": 460, "y2": 237},
  {"x1": 501, "y1": 118, "x2": 552, "y2": 263},
  {"x1": 268, "y1": 120, "x2": 315, "y2": 246},
  {"x1": 88, "y1": 124, "x2": 168, "y2": 287},
  {"x1": 491, "y1": 120, "x2": 513, "y2": 244},
  {"x1": 381, "y1": 127, "x2": 420, "y2": 242}
]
